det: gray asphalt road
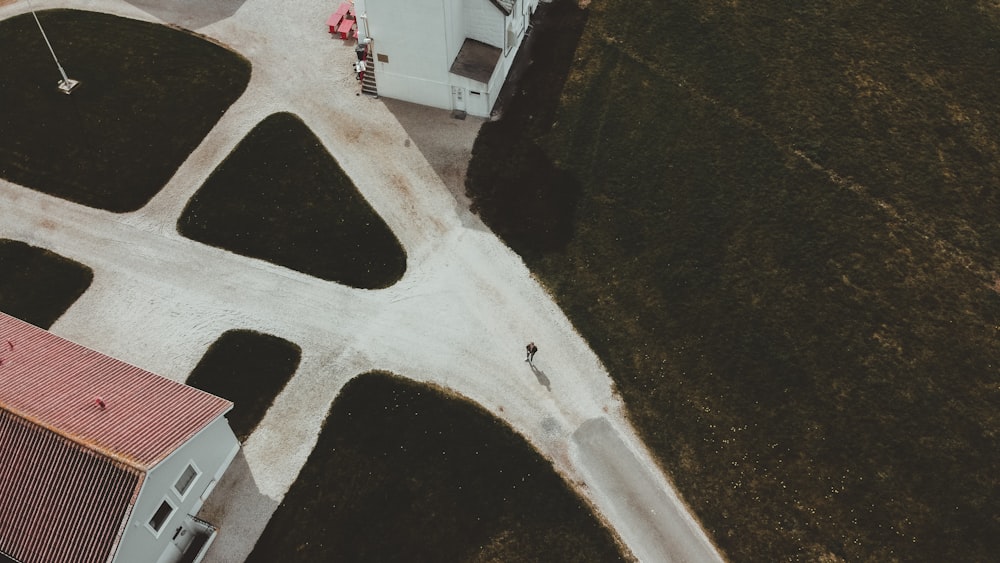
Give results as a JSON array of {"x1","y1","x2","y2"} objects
[{"x1": 574, "y1": 418, "x2": 724, "y2": 563}]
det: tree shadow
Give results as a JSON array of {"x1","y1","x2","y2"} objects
[
  {"x1": 530, "y1": 362, "x2": 551, "y2": 391},
  {"x1": 123, "y1": 0, "x2": 248, "y2": 29}
]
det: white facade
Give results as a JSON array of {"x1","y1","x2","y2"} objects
[
  {"x1": 354, "y1": 0, "x2": 539, "y2": 117},
  {"x1": 114, "y1": 417, "x2": 241, "y2": 563}
]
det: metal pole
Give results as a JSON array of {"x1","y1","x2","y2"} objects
[
  {"x1": 359, "y1": 13, "x2": 370, "y2": 42},
  {"x1": 26, "y1": 0, "x2": 79, "y2": 93}
]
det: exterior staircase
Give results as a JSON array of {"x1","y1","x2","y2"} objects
[{"x1": 361, "y1": 44, "x2": 377, "y2": 97}]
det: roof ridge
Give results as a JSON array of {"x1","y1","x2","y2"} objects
[
  {"x1": 0, "y1": 312, "x2": 232, "y2": 469},
  {"x1": 0, "y1": 404, "x2": 146, "y2": 471}
]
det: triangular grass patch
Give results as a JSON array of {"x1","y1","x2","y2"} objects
[
  {"x1": 178, "y1": 112, "x2": 407, "y2": 288},
  {"x1": 0, "y1": 10, "x2": 250, "y2": 212},
  {"x1": 185, "y1": 329, "x2": 301, "y2": 442}
]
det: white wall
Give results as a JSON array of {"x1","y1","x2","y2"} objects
[
  {"x1": 113, "y1": 417, "x2": 240, "y2": 563},
  {"x1": 358, "y1": 0, "x2": 540, "y2": 117},
  {"x1": 360, "y1": 0, "x2": 449, "y2": 83},
  {"x1": 464, "y1": 0, "x2": 504, "y2": 48}
]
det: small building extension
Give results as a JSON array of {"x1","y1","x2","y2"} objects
[
  {"x1": 0, "y1": 312, "x2": 240, "y2": 563},
  {"x1": 352, "y1": 0, "x2": 541, "y2": 117}
]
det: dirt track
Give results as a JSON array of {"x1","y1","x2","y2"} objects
[{"x1": 0, "y1": 1, "x2": 723, "y2": 561}]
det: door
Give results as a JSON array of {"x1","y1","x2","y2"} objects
[
  {"x1": 171, "y1": 520, "x2": 197, "y2": 556},
  {"x1": 451, "y1": 86, "x2": 466, "y2": 113},
  {"x1": 154, "y1": 518, "x2": 197, "y2": 563}
]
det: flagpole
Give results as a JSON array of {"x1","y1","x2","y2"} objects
[{"x1": 26, "y1": 0, "x2": 80, "y2": 94}]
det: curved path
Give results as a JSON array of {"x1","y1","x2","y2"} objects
[{"x1": 0, "y1": 1, "x2": 723, "y2": 561}]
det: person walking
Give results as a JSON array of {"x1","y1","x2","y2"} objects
[{"x1": 525, "y1": 342, "x2": 538, "y2": 363}]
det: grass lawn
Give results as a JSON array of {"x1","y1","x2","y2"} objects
[
  {"x1": 177, "y1": 112, "x2": 407, "y2": 289},
  {"x1": 246, "y1": 371, "x2": 628, "y2": 563},
  {"x1": 467, "y1": 0, "x2": 1000, "y2": 561},
  {"x1": 0, "y1": 9, "x2": 250, "y2": 212},
  {"x1": 0, "y1": 239, "x2": 92, "y2": 329},
  {"x1": 185, "y1": 329, "x2": 301, "y2": 441}
]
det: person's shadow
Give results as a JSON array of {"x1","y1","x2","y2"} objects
[{"x1": 529, "y1": 363, "x2": 551, "y2": 391}]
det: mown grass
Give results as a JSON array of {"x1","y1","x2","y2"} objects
[
  {"x1": 0, "y1": 239, "x2": 92, "y2": 329},
  {"x1": 177, "y1": 112, "x2": 407, "y2": 288},
  {"x1": 467, "y1": 0, "x2": 1000, "y2": 561},
  {"x1": 246, "y1": 371, "x2": 628, "y2": 563},
  {"x1": 0, "y1": 9, "x2": 250, "y2": 212},
  {"x1": 184, "y1": 329, "x2": 301, "y2": 441}
]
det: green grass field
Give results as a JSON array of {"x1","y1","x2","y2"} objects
[
  {"x1": 177, "y1": 112, "x2": 407, "y2": 288},
  {"x1": 185, "y1": 330, "x2": 301, "y2": 441},
  {"x1": 468, "y1": 1, "x2": 1000, "y2": 560},
  {"x1": 246, "y1": 372, "x2": 627, "y2": 563},
  {"x1": 0, "y1": 9, "x2": 250, "y2": 212},
  {"x1": 0, "y1": 239, "x2": 92, "y2": 329}
]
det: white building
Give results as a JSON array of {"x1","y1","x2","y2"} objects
[
  {"x1": 0, "y1": 312, "x2": 240, "y2": 563},
  {"x1": 353, "y1": 0, "x2": 541, "y2": 117}
]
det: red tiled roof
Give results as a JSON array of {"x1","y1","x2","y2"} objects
[
  {"x1": 0, "y1": 312, "x2": 232, "y2": 469},
  {"x1": 0, "y1": 312, "x2": 234, "y2": 563},
  {"x1": 0, "y1": 409, "x2": 142, "y2": 563}
]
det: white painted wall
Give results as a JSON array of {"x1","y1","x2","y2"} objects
[
  {"x1": 463, "y1": 0, "x2": 503, "y2": 47},
  {"x1": 357, "y1": 0, "x2": 451, "y2": 107},
  {"x1": 356, "y1": 0, "x2": 540, "y2": 117},
  {"x1": 113, "y1": 417, "x2": 240, "y2": 563}
]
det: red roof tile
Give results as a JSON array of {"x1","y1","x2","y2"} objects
[
  {"x1": 0, "y1": 312, "x2": 232, "y2": 469},
  {"x1": 0, "y1": 409, "x2": 141, "y2": 563}
]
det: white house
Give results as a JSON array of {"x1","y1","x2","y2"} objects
[
  {"x1": 353, "y1": 0, "x2": 540, "y2": 117},
  {"x1": 0, "y1": 312, "x2": 240, "y2": 563}
]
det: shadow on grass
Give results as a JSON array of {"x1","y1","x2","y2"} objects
[
  {"x1": 184, "y1": 329, "x2": 301, "y2": 442},
  {"x1": 0, "y1": 239, "x2": 92, "y2": 329},
  {"x1": 0, "y1": 10, "x2": 250, "y2": 212},
  {"x1": 177, "y1": 112, "x2": 407, "y2": 288},
  {"x1": 465, "y1": 0, "x2": 588, "y2": 260},
  {"x1": 246, "y1": 371, "x2": 628, "y2": 563}
]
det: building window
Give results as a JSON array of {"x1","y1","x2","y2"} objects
[
  {"x1": 174, "y1": 463, "x2": 200, "y2": 498},
  {"x1": 148, "y1": 499, "x2": 175, "y2": 535}
]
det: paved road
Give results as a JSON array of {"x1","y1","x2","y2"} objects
[
  {"x1": 0, "y1": 1, "x2": 725, "y2": 561},
  {"x1": 574, "y1": 418, "x2": 723, "y2": 562}
]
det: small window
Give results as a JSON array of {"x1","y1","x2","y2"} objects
[
  {"x1": 377, "y1": 53, "x2": 389, "y2": 63},
  {"x1": 470, "y1": 91, "x2": 481, "y2": 96},
  {"x1": 148, "y1": 499, "x2": 175, "y2": 534},
  {"x1": 174, "y1": 463, "x2": 200, "y2": 498}
]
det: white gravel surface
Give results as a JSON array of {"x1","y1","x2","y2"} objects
[{"x1": 0, "y1": 1, "x2": 724, "y2": 561}]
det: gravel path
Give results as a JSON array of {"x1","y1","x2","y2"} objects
[{"x1": 0, "y1": 1, "x2": 723, "y2": 561}]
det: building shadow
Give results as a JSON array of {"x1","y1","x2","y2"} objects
[
  {"x1": 530, "y1": 363, "x2": 551, "y2": 391},
  {"x1": 195, "y1": 450, "x2": 279, "y2": 562},
  {"x1": 123, "y1": 0, "x2": 247, "y2": 30},
  {"x1": 382, "y1": 97, "x2": 486, "y2": 210}
]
